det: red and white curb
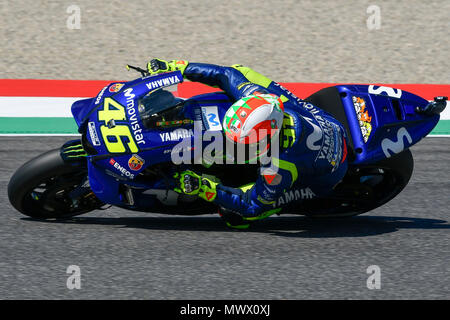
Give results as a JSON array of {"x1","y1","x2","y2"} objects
[{"x1": 0, "y1": 79, "x2": 449, "y2": 136}]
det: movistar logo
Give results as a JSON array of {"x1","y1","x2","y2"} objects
[
  {"x1": 381, "y1": 127, "x2": 412, "y2": 158},
  {"x1": 123, "y1": 88, "x2": 145, "y2": 145},
  {"x1": 304, "y1": 116, "x2": 323, "y2": 151}
]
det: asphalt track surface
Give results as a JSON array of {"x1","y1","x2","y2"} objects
[
  {"x1": 1, "y1": 0, "x2": 449, "y2": 300},
  {"x1": 0, "y1": 137, "x2": 449, "y2": 299}
]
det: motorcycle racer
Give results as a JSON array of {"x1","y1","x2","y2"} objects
[{"x1": 147, "y1": 59, "x2": 349, "y2": 229}]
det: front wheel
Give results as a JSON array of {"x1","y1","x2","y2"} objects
[{"x1": 8, "y1": 149, "x2": 104, "y2": 219}]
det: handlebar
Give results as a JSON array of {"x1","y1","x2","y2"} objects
[{"x1": 126, "y1": 64, "x2": 149, "y2": 77}]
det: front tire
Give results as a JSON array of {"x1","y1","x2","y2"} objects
[{"x1": 8, "y1": 149, "x2": 103, "y2": 219}]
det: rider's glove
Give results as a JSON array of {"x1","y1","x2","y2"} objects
[
  {"x1": 147, "y1": 58, "x2": 189, "y2": 76},
  {"x1": 174, "y1": 170, "x2": 219, "y2": 202}
]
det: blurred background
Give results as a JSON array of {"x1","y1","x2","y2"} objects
[{"x1": 1, "y1": 0, "x2": 449, "y2": 83}]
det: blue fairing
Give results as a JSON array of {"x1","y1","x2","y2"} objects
[
  {"x1": 71, "y1": 98, "x2": 95, "y2": 131},
  {"x1": 334, "y1": 85, "x2": 439, "y2": 164}
]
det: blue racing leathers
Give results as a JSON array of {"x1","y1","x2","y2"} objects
[{"x1": 183, "y1": 63, "x2": 349, "y2": 219}]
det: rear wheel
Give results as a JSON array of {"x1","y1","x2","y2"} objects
[
  {"x1": 8, "y1": 149, "x2": 103, "y2": 219},
  {"x1": 303, "y1": 149, "x2": 414, "y2": 218}
]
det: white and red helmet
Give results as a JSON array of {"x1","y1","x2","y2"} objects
[{"x1": 223, "y1": 94, "x2": 284, "y2": 159}]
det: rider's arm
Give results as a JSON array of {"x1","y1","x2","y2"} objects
[
  {"x1": 183, "y1": 63, "x2": 273, "y2": 100},
  {"x1": 184, "y1": 63, "x2": 307, "y2": 106},
  {"x1": 148, "y1": 58, "x2": 303, "y2": 104}
]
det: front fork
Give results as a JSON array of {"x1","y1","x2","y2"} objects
[{"x1": 60, "y1": 139, "x2": 102, "y2": 208}]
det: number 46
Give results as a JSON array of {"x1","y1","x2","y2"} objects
[{"x1": 98, "y1": 98, "x2": 138, "y2": 153}]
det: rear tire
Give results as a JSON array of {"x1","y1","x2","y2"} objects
[
  {"x1": 8, "y1": 149, "x2": 102, "y2": 219},
  {"x1": 304, "y1": 149, "x2": 414, "y2": 218}
]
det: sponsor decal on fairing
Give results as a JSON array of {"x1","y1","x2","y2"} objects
[
  {"x1": 201, "y1": 106, "x2": 222, "y2": 131},
  {"x1": 159, "y1": 128, "x2": 194, "y2": 142},
  {"x1": 109, "y1": 158, "x2": 135, "y2": 179},
  {"x1": 145, "y1": 75, "x2": 182, "y2": 90},
  {"x1": 352, "y1": 96, "x2": 373, "y2": 143},
  {"x1": 87, "y1": 121, "x2": 101, "y2": 146},
  {"x1": 109, "y1": 83, "x2": 124, "y2": 93},
  {"x1": 123, "y1": 88, "x2": 145, "y2": 145},
  {"x1": 94, "y1": 85, "x2": 107, "y2": 105},
  {"x1": 381, "y1": 127, "x2": 412, "y2": 158},
  {"x1": 128, "y1": 154, "x2": 145, "y2": 171}
]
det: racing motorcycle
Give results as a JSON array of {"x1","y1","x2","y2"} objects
[{"x1": 8, "y1": 67, "x2": 447, "y2": 220}]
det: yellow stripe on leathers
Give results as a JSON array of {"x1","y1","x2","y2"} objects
[{"x1": 231, "y1": 64, "x2": 289, "y2": 102}]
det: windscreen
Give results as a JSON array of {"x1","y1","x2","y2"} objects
[{"x1": 138, "y1": 89, "x2": 185, "y2": 129}]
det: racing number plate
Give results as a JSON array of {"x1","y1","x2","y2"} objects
[{"x1": 98, "y1": 97, "x2": 138, "y2": 153}]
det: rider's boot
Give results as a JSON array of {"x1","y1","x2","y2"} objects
[{"x1": 218, "y1": 207, "x2": 250, "y2": 230}]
